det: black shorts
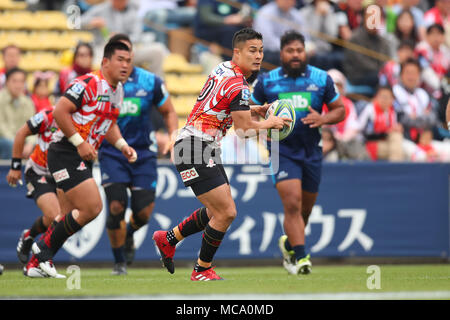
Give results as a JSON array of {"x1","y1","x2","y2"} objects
[
  {"x1": 24, "y1": 168, "x2": 57, "y2": 202},
  {"x1": 47, "y1": 139, "x2": 94, "y2": 192},
  {"x1": 174, "y1": 137, "x2": 229, "y2": 196}
]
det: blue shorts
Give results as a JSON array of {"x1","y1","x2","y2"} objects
[
  {"x1": 271, "y1": 155, "x2": 322, "y2": 193},
  {"x1": 99, "y1": 152, "x2": 157, "y2": 191}
]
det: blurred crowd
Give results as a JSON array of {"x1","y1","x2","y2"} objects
[{"x1": 0, "y1": 0, "x2": 449, "y2": 162}]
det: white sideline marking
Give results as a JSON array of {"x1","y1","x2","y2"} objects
[{"x1": 103, "y1": 291, "x2": 450, "y2": 300}]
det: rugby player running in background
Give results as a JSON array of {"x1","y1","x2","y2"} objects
[
  {"x1": 251, "y1": 30, "x2": 345, "y2": 275},
  {"x1": 6, "y1": 107, "x2": 64, "y2": 277},
  {"x1": 99, "y1": 34, "x2": 178, "y2": 275},
  {"x1": 153, "y1": 28, "x2": 291, "y2": 281},
  {"x1": 31, "y1": 41, "x2": 136, "y2": 277}
]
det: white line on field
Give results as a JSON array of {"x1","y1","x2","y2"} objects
[{"x1": 103, "y1": 291, "x2": 450, "y2": 300}]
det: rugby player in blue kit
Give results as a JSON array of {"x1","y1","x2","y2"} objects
[
  {"x1": 251, "y1": 30, "x2": 345, "y2": 275},
  {"x1": 99, "y1": 34, "x2": 178, "y2": 275}
]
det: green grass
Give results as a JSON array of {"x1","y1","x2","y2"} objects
[{"x1": 0, "y1": 264, "x2": 449, "y2": 298}]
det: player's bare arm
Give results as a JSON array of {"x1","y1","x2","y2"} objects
[
  {"x1": 53, "y1": 96, "x2": 97, "y2": 161},
  {"x1": 104, "y1": 123, "x2": 137, "y2": 163},
  {"x1": 250, "y1": 103, "x2": 272, "y2": 118},
  {"x1": 301, "y1": 97, "x2": 346, "y2": 128},
  {"x1": 231, "y1": 109, "x2": 291, "y2": 138},
  {"x1": 6, "y1": 124, "x2": 32, "y2": 187},
  {"x1": 157, "y1": 97, "x2": 179, "y2": 155}
]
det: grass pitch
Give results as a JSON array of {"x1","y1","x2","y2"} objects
[{"x1": 0, "y1": 264, "x2": 449, "y2": 299}]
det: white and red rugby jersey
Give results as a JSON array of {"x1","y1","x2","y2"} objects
[
  {"x1": 178, "y1": 61, "x2": 251, "y2": 143},
  {"x1": 54, "y1": 70, "x2": 123, "y2": 150},
  {"x1": 25, "y1": 108, "x2": 58, "y2": 176}
]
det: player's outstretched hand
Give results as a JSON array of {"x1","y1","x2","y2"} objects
[
  {"x1": 77, "y1": 141, "x2": 98, "y2": 161},
  {"x1": 6, "y1": 169, "x2": 22, "y2": 188},
  {"x1": 301, "y1": 106, "x2": 324, "y2": 128},
  {"x1": 122, "y1": 145, "x2": 137, "y2": 163}
]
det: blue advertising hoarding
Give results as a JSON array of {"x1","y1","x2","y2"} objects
[{"x1": 0, "y1": 162, "x2": 449, "y2": 263}]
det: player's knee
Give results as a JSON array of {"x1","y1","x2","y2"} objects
[
  {"x1": 284, "y1": 200, "x2": 302, "y2": 216},
  {"x1": 110, "y1": 200, "x2": 125, "y2": 215},
  {"x1": 104, "y1": 183, "x2": 128, "y2": 229},
  {"x1": 222, "y1": 206, "x2": 237, "y2": 224},
  {"x1": 130, "y1": 189, "x2": 155, "y2": 228},
  {"x1": 106, "y1": 201, "x2": 126, "y2": 230}
]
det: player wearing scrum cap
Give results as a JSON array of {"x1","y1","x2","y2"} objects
[{"x1": 31, "y1": 41, "x2": 136, "y2": 277}]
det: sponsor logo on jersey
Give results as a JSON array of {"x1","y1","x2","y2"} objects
[
  {"x1": 180, "y1": 168, "x2": 199, "y2": 182},
  {"x1": 119, "y1": 98, "x2": 141, "y2": 117},
  {"x1": 30, "y1": 112, "x2": 45, "y2": 127},
  {"x1": 135, "y1": 89, "x2": 148, "y2": 97},
  {"x1": 241, "y1": 88, "x2": 250, "y2": 100},
  {"x1": 306, "y1": 84, "x2": 319, "y2": 91},
  {"x1": 67, "y1": 83, "x2": 84, "y2": 99},
  {"x1": 97, "y1": 95, "x2": 110, "y2": 102},
  {"x1": 53, "y1": 168, "x2": 70, "y2": 183},
  {"x1": 278, "y1": 92, "x2": 311, "y2": 112}
]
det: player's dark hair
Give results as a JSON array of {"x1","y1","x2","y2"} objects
[
  {"x1": 103, "y1": 41, "x2": 130, "y2": 59},
  {"x1": 74, "y1": 42, "x2": 93, "y2": 59},
  {"x1": 232, "y1": 28, "x2": 262, "y2": 49},
  {"x1": 5, "y1": 67, "x2": 26, "y2": 81},
  {"x1": 400, "y1": 57, "x2": 421, "y2": 74},
  {"x1": 280, "y1": 30, "x2": 305, "y2": 50},
  {"x1": 108, "y1": 33, "x2": 132, "y2": 49}
]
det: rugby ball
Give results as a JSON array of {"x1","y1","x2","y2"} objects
[{"x1": 265, "y1": 99, "x2": 296, "y2": 141}]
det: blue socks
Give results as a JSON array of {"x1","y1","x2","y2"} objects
[{"x1": 284, "y1": 238, "x2": 306, "y2": 260}]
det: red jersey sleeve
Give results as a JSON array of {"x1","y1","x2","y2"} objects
[
  {"x1": 226, "y1": 77, "x2": 251, "y2": 112},
  {"x1": 63, "y1": 75, "x2": 98, "y2": 109},
  {"x1": 26, "y1": 109, "x2": 52, "y2": 135}
]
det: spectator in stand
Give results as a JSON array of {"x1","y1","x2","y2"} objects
[
  {"x1": 342, "y1": 6, "x2": 391, "y2": 89},
  {"x1": 324, "y1": 68, "x2": 369, "y2": 160},
  {"x1": 194, "y1": 0, "x2": 252, "y2": 58},
  {"x1": 0, "y1": 68, "x2": 35, "y2": 159},
  {"x1": 337, "y1": 0, "x2": 364, "y2": 39},
  {"x1": 253, "y1": 0, "x2": 308, "y2": 67},
  {"x1": 299, "y1": 0, "x2": 347, "y2": 71},
  {"x1": 81, "y1": 0, "x2": 167, "y2": 76},
  {"x1": 54, "y1": 42, "x2": 94, "y2": 99},
  {"x1": 0, "y1": 45, "x2": 21, "y2": 90},
  {"x1": 424, "y1": 0, "x2": 450, "y2": 48},
  {"x1": 63, "y1": 0, "x2": 105, "y2": 15},
  {"x1": 424, "y1": 0, "x2": 450, "y2": 30},
  {"x1": 31, "y1": 72, "x2": 54, "y2": 113},
  {"x1": 415, "y1": 23, "x2": 450, "y2": 100},
  {"x1": 140, "y1": 0, "x2": 197, "y2": 45},
  {"x1": 416, "y1": 128, "x2": 440, "y2": 161},
  {"x1": 379, "y1": 40, "x2": 415, "y2": 87},
  {"x1": 322, "y1": 127, "x2": 340, "y2": 162},
  {"x1": 391, "y1": 0, "x2": 427, "y2": 40},
  {"x1": 358, "y1": 85, "x2": 405, "y2": 161},
  {"x1": 390, "y1": 9, "x2": 421, "y2": 51},
  {"x1": 393, "y1": 58, "x2": 437, "y2": 142}
]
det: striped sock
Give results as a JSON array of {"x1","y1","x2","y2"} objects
[{"x1": 199, "y1": 224, "x2": 225, "y2": 263}]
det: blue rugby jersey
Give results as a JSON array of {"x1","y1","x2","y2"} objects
[
  {"x1": 251, "y1": 65, "x2": 339, "y2": 161},
  {"x1": 100, "y1": 66, "x2": 168, "y2": 158}
]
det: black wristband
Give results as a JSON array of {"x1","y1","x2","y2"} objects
[{"x1": 11, "y1": 158, "x2": 22, "y2": 171}]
